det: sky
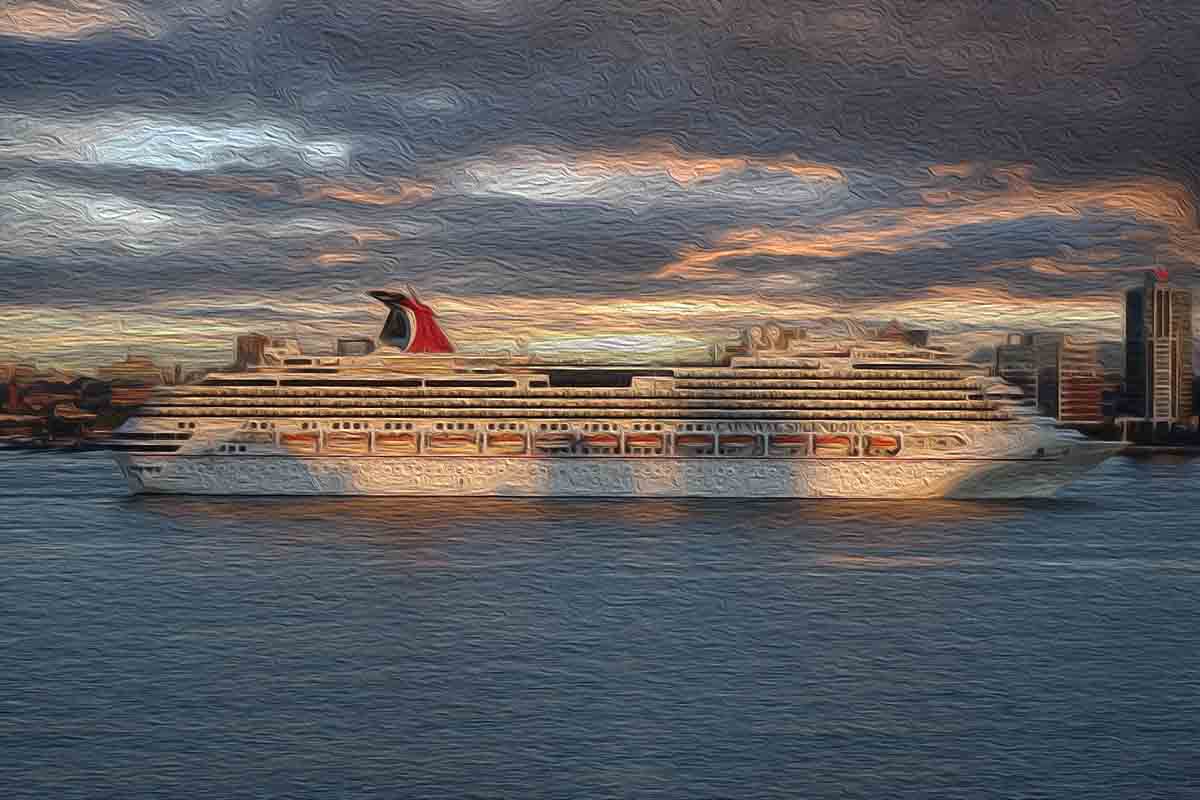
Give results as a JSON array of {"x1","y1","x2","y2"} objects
[{"x1": 1, "y1": 0, "x2": 1199, "y2": 370}]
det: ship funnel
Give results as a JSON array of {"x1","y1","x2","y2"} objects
[{"x1": 369, "y1": 290, "x2": 455, "y2": 354}]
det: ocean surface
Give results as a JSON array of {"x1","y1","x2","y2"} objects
[{"x1": 1, "y1": 451, "x2": 1198, "y2": 799}]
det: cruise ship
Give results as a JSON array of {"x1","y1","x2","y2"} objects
[{"x1": 108, "y1": 289, "x2": 1122, "y2": 498}]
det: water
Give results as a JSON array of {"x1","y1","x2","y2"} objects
[{"x1": 1, "y1": 452, "x2": 1198, "y2": 799}]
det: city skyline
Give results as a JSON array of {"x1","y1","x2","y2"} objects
[{"x1": 2, "y1": 2, "x2": 1200, "y2": 369}]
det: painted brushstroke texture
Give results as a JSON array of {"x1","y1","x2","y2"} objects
[{"x1": 1, "y1": 0, "x2": 1199, "y2": 368}]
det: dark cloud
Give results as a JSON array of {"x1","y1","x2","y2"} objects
[{"x1": 2, "y1": 0, "x2": 1200, "y2": 364}]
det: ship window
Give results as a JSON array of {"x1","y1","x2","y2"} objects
[
  {"x1": 279, "y1": 379, "x2": 422, "y2": 387},
  {"x1": 239, "y1": 445, "x2": 246, "y2": 453},
  {"x1": 425, "y1": 379, "x2": 518, "y2": 389},
  {"x1": 203, "y1": 378, "x2": 278, "y2": 387}
]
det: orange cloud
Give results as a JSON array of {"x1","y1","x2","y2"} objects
[
  {"x1": 657, "y1": 227, "x2": 949, "y2": 279},
  {"x1": 572, "y1": 142, "x2": 846, "y2": 186},
  {"x1": 315, "y1": 252, "x2": 368, "y2": 265},
  {"x1": 0, "y1": 1, "x2": 156, "y2": 40},
  {"x1": 149, "y1": 174, "x2": 281, "y2": 198},
  {"x1": 302, "y1": 180, "x2": 435, "y2": 206},
  {"x1": 927, "y1": 162, "x2": 979, "y2": 179},
  {"x1": 658, "y1": 175, "x2": 1199, "y2": 278}
]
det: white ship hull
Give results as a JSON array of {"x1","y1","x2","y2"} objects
[{"x1": 114, "y1": 445, "x2": 1120, "y2": 499}]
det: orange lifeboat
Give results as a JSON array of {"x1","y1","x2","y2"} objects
[
  {"x1": 324, "y1": 431, "x2": 370, "y2": 455},
  {"x1": 487, "y1": 431, "x2": 527, "y2": 454},
  {"x1": 582, "y1": 432, "x2": 620, "y2": 449},
  {"x1": 625, "y1": 432, "x2": 664, "y2": 449},
  {"x1": 674, "y1": 433, "x2": 713, "y2": 450},
  {"x1": 374, "y1": 431, "x2": 418, "y2": 454},
  {"x1": 279, "y1": 431, "x2": 318, "y2": 454},
  {"x1": 426, "y1": 432, "x2": 479, "y2": 453},
  {"x1": 865, "y1": 435, "x2": 900, "y2": 457},
  {"x1": 813, "y1": 434, "x2": 854, "y2": 457}
]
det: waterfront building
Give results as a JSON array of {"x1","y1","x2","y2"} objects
[
  {"x1": 1, "y1": 362, "x2": 36, "y2": 412},
  {"x1": 994, "y1": 332, "x2": 1064, "y2": 413},
  {"x1": 97, "y1": 355, "x2": 168, "y2": 387},
  {"x1": 1122, "y1": 269, "x2": 1195, "y2": 427},
  {"x1": 1048, "y1": 338, "x2": 1107, "y2": 425}
]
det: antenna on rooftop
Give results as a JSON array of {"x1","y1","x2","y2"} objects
[{"x1": 118, "y1": 316, "x2": 130, "y2": 360}]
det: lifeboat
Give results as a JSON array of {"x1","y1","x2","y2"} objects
[
  {"x1": 718, "y1": 434, "x2": 759, "y2": 454},
  {"x1": 625, "y1": 432, "x2": 665, "y2": 449},
  {"x1": 581, "y1": 432, "x2": 620, "y2": 449},
  {"x1": 426, "y1": 432, "x2": 479, "y2": 453},
  {"x1": 323, "y1": 431, "x2": 370, "y2": 455},
  {"x1": 865, "y1": 435, "x2": 900, "y2": 457},
  {"x1": 374, "y1": 431, "x2": 418, "y2": 454},
  {"x1": 813, "y1": 434, "x2": 854, "y2": 457},
  {"x1": 533, "y1": 432, "x2": 575, "y2": 452},
  {"x1": 674, "y1": 433, "x2": 713, "y2": 450},
  {"x1": 279, "y1": 431, "x2": 318, "y2": 454},
  {"x1": 770, "y1": 434, "x2": 810, "y2": 449},
  {"x1": 486, "y1": 431, "x2": 527, "y2": 454}
]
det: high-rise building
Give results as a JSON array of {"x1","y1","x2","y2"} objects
[
  {"x1": 995, "y1": 332, "x2": 1064, "y2": 411},
  {"x1": 1123, "y1": 269, "x2": 1194, "y2": 425},
  {"x1": 1054, "y1": 338, "x2": 1107, "y2": 424}
]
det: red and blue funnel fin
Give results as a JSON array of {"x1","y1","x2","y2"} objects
[{"x1": 369, "y1": 290, "x2": 455, "y2": 354}]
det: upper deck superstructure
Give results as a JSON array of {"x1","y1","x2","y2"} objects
[{"x1": 108, "y1": 290, "x2": 1121, "y2": 497}]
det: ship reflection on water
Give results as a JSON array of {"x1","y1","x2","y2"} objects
[
  {"x1": 122, "y1": 494, "x2": 1089, "y2": 577},
  {"x1": 129, "y1": 493, "x2": 1036, "y2": 533}
]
